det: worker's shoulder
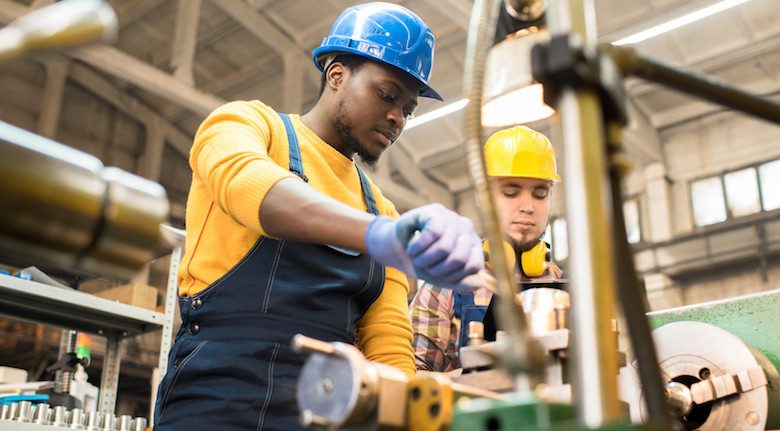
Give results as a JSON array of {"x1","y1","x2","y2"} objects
[{"x1": 210, "y1": 99, "x2": 280, "y2": 122}]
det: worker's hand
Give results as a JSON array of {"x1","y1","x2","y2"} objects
[{"x1": 365, "y1": 204, "x2": 484, "y2": 292}]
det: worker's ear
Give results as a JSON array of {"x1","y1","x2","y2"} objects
[{"x1": 326, "y1": 62, "x2": 346, "y2": 90}]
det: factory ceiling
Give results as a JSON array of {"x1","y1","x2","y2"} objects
[{"x1": 0, "y1": 0, "x2": 778, "y2": 224}]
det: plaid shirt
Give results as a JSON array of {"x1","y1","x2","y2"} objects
[{"x1": 409, "y1": 262, "x2": 563, "y2": 372}]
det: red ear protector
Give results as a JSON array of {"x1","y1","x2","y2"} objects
[{"x1": 483, "y1": 240, "x2": 551, "y2": 277}]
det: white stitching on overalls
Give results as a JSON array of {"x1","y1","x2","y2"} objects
[
  {"x1": 261, "y1": 240, "x2": 285, "y2": 313},
  {"x1": 156, "y1": 340, "x2": 210, "y2": 423},
  {"x1": 255, "y1": 342, "x2": 281, "y2": 431}
]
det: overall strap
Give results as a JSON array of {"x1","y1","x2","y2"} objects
[
  {"x1": 278, "y1": 112, "x2": 378, "y2": 216},
  {"x1": 356, "y1": 166, "x2": 379, "y2": 215},
  {"x1": 278, "y1": 112, "x2": 308, "y2": 182},
  {"x1": 453, "y1": 291, "x2": 475, "y2": 320}
]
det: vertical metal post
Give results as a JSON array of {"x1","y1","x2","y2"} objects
[
  {"x1": 99, "y1": 335, "x2": 123, "y2": 414},
  {"x1": 547, "y1": 0, "x2": 622, "y2": 426},
  {"x1": 158, "y1": 244, "x2": 182, "y2": 377}
]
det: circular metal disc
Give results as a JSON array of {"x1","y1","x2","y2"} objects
[{"x1": 619, "y1": 321, "x2": 769, "y2": 430}]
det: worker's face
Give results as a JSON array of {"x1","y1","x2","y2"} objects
[
  {"x1": 491, "y1": 177, "x2": 552, "y2": 251},
  {"x1": 331, "y1": 61, "x2": 420, "y2": 165}
]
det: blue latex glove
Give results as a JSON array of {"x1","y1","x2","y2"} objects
[{"x1": 365, "y1": 204, "x2": 484, "y2": 292}]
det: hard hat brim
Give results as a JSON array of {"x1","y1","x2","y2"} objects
[{"x1": 314, "y1": 48, "x2": 443, "y2": 101}]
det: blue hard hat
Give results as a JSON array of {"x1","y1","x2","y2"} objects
[{"x1": 313, "y1": 2, "x2": 443, "y2": 101}]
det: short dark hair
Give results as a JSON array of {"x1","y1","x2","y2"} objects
[{"x1": 318, "y1": 55, "x2": 369, "y2": 96}]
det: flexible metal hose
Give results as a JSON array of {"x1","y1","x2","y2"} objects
[{"x1": 462, "y1": 0, "x2": 544, "y2": 376}]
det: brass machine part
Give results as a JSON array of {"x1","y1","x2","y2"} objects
[
  {"x1": 0, "y1": 0, "x2": 117, "y2": 62},
  {"x1": 456, "y1": 288, "x2": 572, "y2": 397},
  {"x1": 0, "y1": 121, "x2": 169, "y2": 279},
  {"x1": 293, "y1": 335, "x2": 504, "y2": 430},
  {"x1": 294, "y1": 334, "x2": 409, "y2": 429},
  {"x1": 408, "y1": 372, "x2": 505, "y2": 431}
]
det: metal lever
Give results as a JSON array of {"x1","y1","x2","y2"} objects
[{"x1": 0, "y1": 0, "x2": 117, "y2": 62}]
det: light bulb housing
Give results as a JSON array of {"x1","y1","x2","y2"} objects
[{"x1": 482, "y1": 28, "x2": 556, "y2": 127}]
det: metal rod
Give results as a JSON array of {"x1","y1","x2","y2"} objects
[
  {"x1": 54, "y1": 329, "x2": 78, "y2": 394},
  {"x1": 606, "y1": 123, "x2": 673, "y2": 428},
  {"x1": 547, "y1": 0, "x2": 622, "y2": 425},
  {"x1": 292, "y1": 334, "x2": 336, "y2": 356},
  {"x1": 608, "y1": 44, "x2": 780, "y2": 126},
  {"x1": 463, "y1": 0, "x2": 544, "y2": 377}
]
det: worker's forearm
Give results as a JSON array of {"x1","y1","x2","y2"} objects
[{"x1": 259, "y1": 177, "x2": 374, "y2": 252}]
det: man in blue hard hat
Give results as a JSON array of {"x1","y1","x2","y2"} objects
[{"x1": 153, "y1": 3, "x2": 484, "y2": 430}]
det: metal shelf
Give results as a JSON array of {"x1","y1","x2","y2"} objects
[
  {"x1": 0, "y1": 226, "x2": 184, "y2": 417},
  {"x1": 0, "y1": 274, "x2": 164, "y2": 337}
]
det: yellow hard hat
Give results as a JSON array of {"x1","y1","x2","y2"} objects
[{"x1": 484, "y1": 125, "x2": 561, "y2": 182}]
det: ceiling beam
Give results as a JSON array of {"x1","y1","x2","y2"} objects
[
  {"x1": 282, "y1": 55, "x2": 305, "y2": 113},
  {"x1": 37, "y1": 58, "x2": 70, "y2": 139},
  {"x1": 597, "y1": 0, "x2": 720, "y2": 41},
  {"x1": 170, "y1": 0, "x2": 202, "y2": 85},
  {"x1": 246, "y1": 0, "x2": 272, "y2": 10},
  {"x1": 137, "y1": 117, "x2": 166, "y2": 181},
  {"x1": 372, "y1": 158, "x2": 429, "y2": 212},
  {"x1": 29, "y1": 0, "x2": 53, "y2": 10},
  {"x1": 622, "y1": 98, "x2": 662, "y2": 163},
  {"x1": 144, "y1": 16, "x2": 237, "y2": 83},
  {"x1": 417, "y1": 142, "x2": 466, "y2": 171},
  {"x1": 68, "y1": 63, "x2": 194, "y2": 158},
  {"x1": 0, "y1": 0, "x2": 226, "y2": 118},
  {"x1": 423, "y1": 0, "x2": 471, "y2": 31},
  {"x1": 208, "y1": 0, "x2": 320, "y2": 87},
  {"x1": 163, "y1": 51, "x2": 280, "y2": 121},
  {"x1": 390, "y1": 144, "x2": 455, "y2": 208},
  {"x1": 71, "y1": 44, "x2": 225, "y2": 118},
  {"x1": 113, "y1": 0, "x2": 167, "y2": 29}
]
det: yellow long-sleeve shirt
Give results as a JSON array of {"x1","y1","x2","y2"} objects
[{"x1": 178, "y1": 100, "x2": 414, "y2": 376}]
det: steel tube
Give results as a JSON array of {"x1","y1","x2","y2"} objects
[
  {"x1": 546, "y1": 0, "x2": 622, "y2": 425},
  {"x1": 0, "y1": 121, "x2": 168, "y2": 279},
  {"x1": 608, "y1": 44, "x2": 780, "y2": 126},
  {"x1": 607, "y1": 129, "x2": 672, "y2": 428}
]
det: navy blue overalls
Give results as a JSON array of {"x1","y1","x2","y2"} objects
[
  {"x1": 154, "y1": 113, "x2": 386, "y2": 431},
  {"x1": 453, "y1": 291, "x2": 489, "y2": 352}
]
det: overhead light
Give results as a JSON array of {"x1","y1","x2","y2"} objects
[
  {"x1": 481, "y1": 28, "x2": 553, "y2": 127},
  {"x1": 405, "y1": 98, "x2": 468, "y2": 130},
  {"x1": 612, "y1": 0, "x2": 750, "y2": 46},
  {"x1": 405, "y1": 0, "x2": 751, "y2": 129},
  {"x1": 482, "y1": 83, "x2": 555, "y2": 127}
]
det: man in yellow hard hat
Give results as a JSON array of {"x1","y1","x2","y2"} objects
[{"x1": 410, "y1": 125, "x2": 563, "y2": 372}]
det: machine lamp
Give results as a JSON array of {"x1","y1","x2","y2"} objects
[{"x1": 482, "y1": 28, "x2": 554, "y2": 127}]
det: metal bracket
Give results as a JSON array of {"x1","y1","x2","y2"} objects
[{"x1": 531, "y1": 33, "x2": 628, "y2": 125}]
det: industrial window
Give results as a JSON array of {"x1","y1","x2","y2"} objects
[
  {"x1": 724, "y1": 168, "x2": 760, "y2": 217},
  {"x1": 759, "y1": 160, "x2": 780, "y2": 211},
  {"x1": 551, "y1": 218, "x2": 568, "y2": 261},
  {"x1": 623, "y1": 198, "x2": 641, "y2": 244},
  {"x1": 691, "y1": 176, "x2": 727, "y2": 227}
]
